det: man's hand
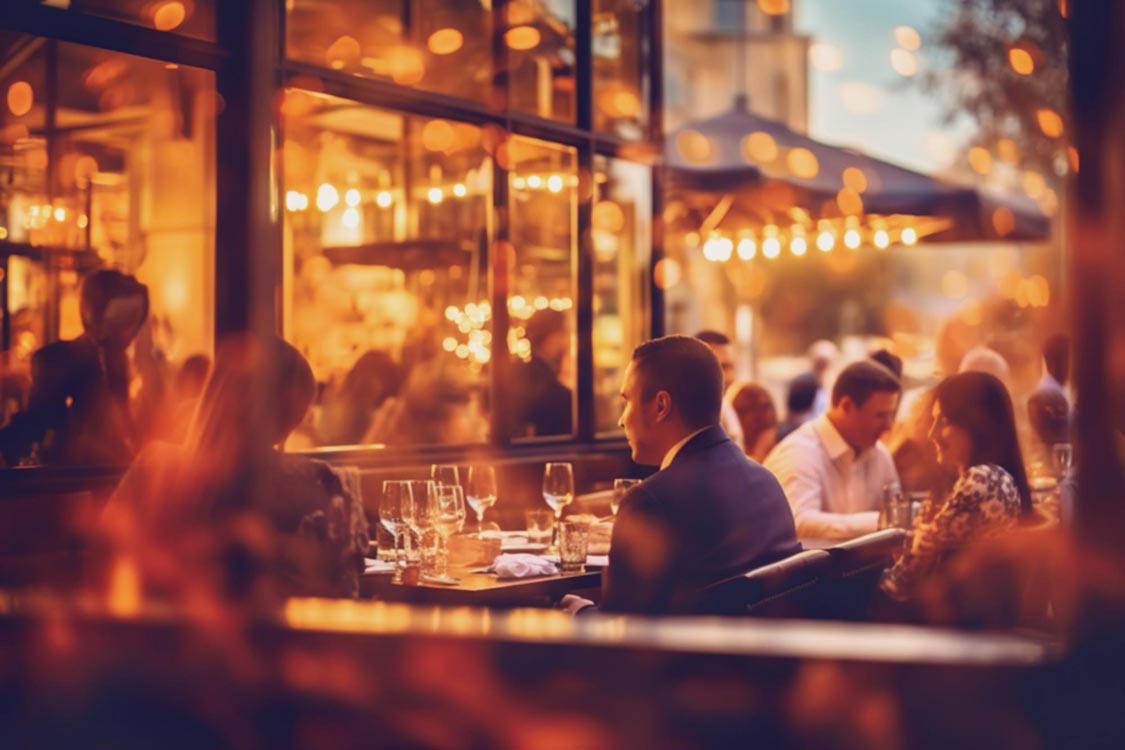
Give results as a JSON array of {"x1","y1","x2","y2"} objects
[{"x1": 559, "y1": 594, "x2": 595, "y2": 615}]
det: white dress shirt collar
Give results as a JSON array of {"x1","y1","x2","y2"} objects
[
  {"x1": 812, "y1": 413, "x2": 855, "y2": 462},
  {"x1": 660, "y1": 427, "x2": 710, "y2": 471}
]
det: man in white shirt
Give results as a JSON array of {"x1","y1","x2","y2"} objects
[
  {"x1": 694, "y1": 330, "x2": 744, "y2": 447},
  {"x1": 764, "y1": 360, "x2": 901, "y2": 540}
]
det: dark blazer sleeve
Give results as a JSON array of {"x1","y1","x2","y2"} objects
[{"x1": 599, "y1": 485, "x2": 677, "y2": 614}]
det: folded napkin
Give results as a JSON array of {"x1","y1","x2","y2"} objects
[
  {"x1": 364, "y1": 558, "x2": 396, "y2": 574},
  {"x1": 491, "y1": 553, "x2": 558, "y2": 579}
]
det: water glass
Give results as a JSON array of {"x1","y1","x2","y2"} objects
[
  {"x1": 1052, "y1": 443, "x2": 1073, "y2": 479},
  {"x1": 466, "y1": 465, "x2": 498, "y2": 530},
  {"x1": 380, "y1": 480, "x2": 413, "y2": 583},
  {"x1": 525, "y1": 509, "x2": 555, "y2": 546},
  {"x1": 403, "y1": 479, "x2": 436, "y2": 572},
  {"x1": 432, "y1": 484, "x2": 466, "y2": 581},
  {"x1": 558, "y1": 520, "x2": 591, "y2": 572},
  {"x1": 612, "y1": 478, "x2": 642, "y2": 516},
  {"x1": 431, "y1": 464, "x2": 461, "y2": 487}
]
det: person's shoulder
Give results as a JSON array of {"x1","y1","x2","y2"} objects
[
  {"x1": 958, "y1": 464, "x2": 1014, "y2": 493},
  {"x1": 763, "y1": 421, "x2": 816, "y2": 464}
]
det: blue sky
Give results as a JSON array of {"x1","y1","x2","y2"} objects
[{"x1": 796, "y1": 0, "x2": 975, "y2": 173}]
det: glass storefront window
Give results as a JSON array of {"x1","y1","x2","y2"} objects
[
  {"x1": 506, "y1": 135, "x2": 576, "y2": 439},
  {"x1": 501, "y1": 0, "x2": 576, "y2": 124},
  {"x1": 281, "y1": 89, "x2": 491, "y2": 449},
  {"x1": 34, "y1": 0, "x2": 216, "y2": 41},
  {"x1": 286, "y1": 0, "x2": 492, "y2": 106},
  {"x1": 593, "y1": 0, "x2": 650, "y2": 140},
  {"x1": 593, "y1": 154, "x2": 650, "y2": 434}
]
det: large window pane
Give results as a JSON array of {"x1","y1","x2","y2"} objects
[
  {"x1": 506, "y1": 135, "x2": 576, "y2": 439},
  {"x1": 34, "y1": 0, "x2": 216, "y2": 41},
  {"x1": 0, "y1": 36, "x2": 216, "y2": 465},
  {"x1": 501, "y1": 0, "x2": 576, "y2": 124},
  {"x1": 593, "y1": 0, "x2": 650, "y2": 139},
  {"x1": 281, "y1": 90, "x2": 491, "y2": 449},
  {"x1": 593, "y1": 155, "x2": 650, "y2": 434},
  {"x1": 286, "y1": 0, "x2": 492, "y2": 106}
]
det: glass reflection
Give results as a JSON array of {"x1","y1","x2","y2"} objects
[
  {"x1": 593, "y1": 155, "x2": 650, "y2": 434},
  {"x1": 501, "y1": 0, "x2": 576, "y2": 123},
  {"x1": 593, "y1": 0, "x2": 650, "y2": 139},
  {"x1": 281, "y1": 90, "x2": 491, "y2": 448},
  {"x1": 36, "y1": 0, "x2": 216, "y2": 41},
  {"x1": 286, "y1": 0, "x2": 492, "y2": 105},
  {"x1": 507, "y1": 135, "x2": 576, "y2": 438}
]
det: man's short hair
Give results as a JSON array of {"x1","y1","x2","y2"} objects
[
  {"x1": 693, "y1": 329, "x2": 731, "y2": 347},
  {"x1": 1043, "y1": 334, "x2": 1070, "y2": 384},
  {"x1": 831, "y1": 360, "x2": 902, "y2": 408},
  {"x1": 632, "y1": 336, "x2": 723, "y2": 430},
  {"x1": 869, "y1": 348, "x2": 904, "y2": 379}
]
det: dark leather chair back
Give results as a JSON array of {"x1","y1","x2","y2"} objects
[
  {"x1": 820, "y1": 529, "x2": 908, "y2": 620},
  {"x1": 698, "y1": 549, "x2": 832, "y2": 616}
]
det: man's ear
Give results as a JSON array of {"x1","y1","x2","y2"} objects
[
  {"x1": 654, "y1": 390, "x2": 672, "y2": 422},
  {"x1": 838, "y1": 396, "x2": 855, "y2": 415}
]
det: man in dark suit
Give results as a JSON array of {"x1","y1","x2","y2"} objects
[{"x1": 564, "y1": 335, "x2": 799, "y2": 614}]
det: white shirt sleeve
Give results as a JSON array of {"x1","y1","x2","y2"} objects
[{"x1": 764, "y1": 440, "x2": 879, "y2": 539}]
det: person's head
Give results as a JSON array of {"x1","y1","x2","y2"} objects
[
  {"x1": 694, "y1": 330, "x2": 735, "y2": 388},
  {"x1": 397, "y1": 362, "x2": 485, "y2": 445},
  {"x1": 188, "y1": 334, "x2": 316, "y2": 458},
  {"x1": 808, "y1": 339, "x2": 839, "y2": 380},
  {"x1": 79, "y1": 269, "x2": 149, "y2": 349},
  {"x1": 958, "y1": 346, "x2": 1010, "y2": 382},
  {"x1": 728, "y1": 382, "x2": 778, "y2": 461},
  {"x1": 827, "y1": 361, "x2": 902, "y2": 453},
  {"x1": 785, "y1": 372, "x2": 820, "y2": 418},
  {"x1": 870, "y1": 348, "x2": 904, "y2": 380},
  {"x1": 525, "y1": 308, "x2": 570, "y2": 372},
  {"x1": 1042, "y1": 334, "x2": 1070, "y2": 385},
  {"x1": 619, "y1": 336, "x2": 723, "y2": 465},
  {"x1": 930, "y1": 372, "x2": 1031, "y2": 514},
  {"x1": 1028, "y1": 387, "x2": 1070, "y2": 449},
  {"x1": 343, "y1": 349, "x2": 403, "y2": 410},
  {"x1": 174, "y1": 354, "x2": 211, "y2": 400}
]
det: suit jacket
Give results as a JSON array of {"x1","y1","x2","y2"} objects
[{"x1": 600, "y1": 424, "x2": 800, "y2": 614}]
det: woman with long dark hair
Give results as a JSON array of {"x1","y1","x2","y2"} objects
[{"x1": 882, "y1": 371, "x2": 1031, "y2": 599}]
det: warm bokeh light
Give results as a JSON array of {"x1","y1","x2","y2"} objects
[
  {"x1": 505, "y1": 25, "x2": 541, "y2": 51},
  {"x1": 836, "y1": 188, "x2": 863, "y2": 216},
  {"x1": 890, "y1": 49, "x2": 919, "y2": 77},
  {"x1": 762, "y1": 236, "x2": 781, "y2": 258},
  {"x1": 1008, "y1": 46, "x2": 1035, "y2": 75},
  {"x1": 453, "y1": 183, "x2": 468, "y2": 198},
  {"x1": 997, "y1": 138, "x2": 1020, "y2": 164},
  {"x1": 844, "y1": 229, "x2": 861, "y2": 250},
  {"x1": 992, "y1": 207, "x2": 1016, "y2": 237},
  {"x1": 737, "y1": 237, "x2": 756, "y2": 260},
  {"x1": 316, "y1": 183, "x2": 339, "y2": 212},
  {"x1": 676, "y1": 129, "x2": 714, "y2": 164},
  {"x1": 325, "y1": 36, "x2": 361, "y2": 70},
  {"x1": 376, "y1": 190, "x2": 393, "y2": 208},
  {"x1": 1067, "y1": 146, "x2": 1080, "y2": 172},
  {"x1": 838, "y1": 81, "x2": 881, "y2": 114},
  {"x1": 344, "y1": 188, "x2": 361, "y2": 207},
  {"x1": 786, "y1": 148, "x2": 819, "y2": 179},
  {"x1": 809, "y1": 42, "x2": 843, "y2": 72},
  {"x1": 790, "y1": 236, "x2": 808, "y2": 256},
  {"x1": 968, "y1": 146, "x2": 993, "y2": 174},
  {"x1": 1058, "y1": 0, "x2": 1068, "y2": 19},
  {"x1": 388, "y1": 45, "x2": 426, "y2": 85},
  {"x1": 597, "y1": 85, "x2": 642, "y2": 119},
  {"x1": 1037, "y1": 108, "x2": 1065, "y2": 138},
  {"x1": 901, "y1": 227, "x2": 918, "y2": 246},
  {"x1": 427, "y1": 28, "x2": 464, "y2": 56},
  {"x1": 817, "y1": 231, "x2": 834, "y2": 252},
  {"x1": 285, "y1": 190, "x2": 308, "y2": 212},
  {"x1": 1023, "y1": 171, "x2": 1046, "y2": 199},
  {"x1": 941, "y1": 270, "x2": 969, "y2": 298},
  {"x1": 742, "y1": 131, "x2": 779, "y2": 163},
  {"x1": 427, "y1": 187, "x2": 443, "y2": 204},
  {"x1": 422, "y1": 119, "x2": 455, "y2": 151},
  {"x1": 873, "y1": 229, "x2": 890, "y2": 249},
  {"x1": 152, "y1": 1, "x2": 186, "y2": 32},
  {"x1": 894, "y1": 25, "x2": 922, "y2": 51},
  {"x1": 653, "y1": 258, "x2": 682, "y2": 289},
  {"x1": 6, "y1": 81, "x2": 33, "y2": 117},
  {"x1": 842, "y1": 167, "x2": 867, "y2": 193},
  {"x1": 341, "y1": 207, "x2": 360, "y2": 229},
  {"x1": 593, "y1": 200, "x2": 626, "y2": 233},
  {"x1": 757, "y1": 0, "x2": 790, "y2": 16},
  {"x1": 547, "y1": 175, "x2": 564, "y2": 193}
]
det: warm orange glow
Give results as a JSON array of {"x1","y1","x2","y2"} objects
[
  {"x1": 742, "y1": 131, "x2": 778, "y2": 164},
  {"x1": 597, "y1": 86, "x2": 641, "y2": 119},
  {"x1": 422, "y1": 119, "x2": 455, "y2": 151},
  {"x1": 942, "y1": 270, "x2": 969, "y2": 298},
  {"x1": 890, "y1": 49, "x2": 918, "y2": 77},
  {"x1": 676, "y1": 129, "x2": 714, "y2": 164},
  {"x1": 152, "y1": 1, "x2": 186, "y2": 32},
  {"x1": 1022, "y1": 170, "x2": 1046, "y2": 199},
  {"x1": 842, "y1": 167, "x2": 867, "y2": 193},
  {"x1": 816, "y1": 231, "x2": 834, "y2": 252},
  {"x1": 593, "y1": 200, "x2": 625, "y2": 233},
  {"x1": 762, "y1": 237, "x2": 781, "y2": 259},
  {"x1": 1058, "y1": 0, "x2": 1068, "y2": 19},
  {"x1": 757, "y1": 0, "x2": 790, "y2": 16},
  {"x1": 6, "y1": 81, "x2": 33, "y2": 117},
  {"x1": 427, "y1": 28, "x2": 464, "y2": 56},
  {"x1": 107, "y1": 556, "x2": 142, "y2": 617},
  {"x1": 894, "y1": 25, "x2": 922, "y2": 51},
  {"x1": 997, "y1": 138, "x2": 1020, "y2": 164},
  {"x1": 1027, "y1": 274, "x2": 1051, "y2": 307},
  {"x1": 737, "y1": 237, "x2": 757, "y2": 260},
  {"x1": 844, "y1": 229, "x2": 861, "y2": 249},
  {"x1": 836, "y1": 188, "x2": 864, "y2": 216},
  {"x1": 901, "y1": 227, "x2": 918, "y2": 246},
  {"x1": 326, "y1": 36, "x2": 361, "y2": 70},
  {"x1": 388, "y1": 45, "x2": 425, "y2": 85},
  {"x1": 1037, "y1": 108, "x2": 1064, "y2": 138},
  {"x1": 1067, "y1": 146, "x2": 1080, "y2": 172},
  {"x1": 790, "y1": 236, "x2": 808, "y2": 256},
  {"x1": 992, "y1": 207, "x2": 1015, "y2": 237},
  {"x1": 505, "y1": 25, "x2": 541, "y2": 51},
  {"x1": 787, "y1": 148, "x2": 819, "y2": 179},
  {"x1": 873, "y1": 229, "x2": 890, "y2": 249},
  {"x1": 1008, "y1": 47, "x2": 1035, "y2": 75},
  {"x1": 968, "y1": 147, "x2": 993, "y2": 174}
]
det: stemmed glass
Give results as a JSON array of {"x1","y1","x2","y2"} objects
[
  {"x1": 403, "y1": 479, "x2": 436, "y2": 575},
  {"x1": 431, "y1": 464, "x2": 461, "y2": 487},
  {"x1": 611, "y1": 478, "x2": 641, "y2": 517},
  {"x1": 542, "y1": 462, "x2": 574, "y2": 551},
  {"x1": 431, "y1": 483, "x2": 466, "y2": 583},
  {"x1": 380, "y1": 480, "x2": 413, "y2": 584},
  {"x1": 466, "y1": 465, "x2": 498, "y2": 532}
]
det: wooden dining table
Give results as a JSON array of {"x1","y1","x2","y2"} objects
[{"x1": 361, "y1": 565, "x2": 603, "y2": 607}]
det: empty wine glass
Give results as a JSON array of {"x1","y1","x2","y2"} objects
[
  {"x1": 380, "y1": 480, "x2": 413, "y2": 584},
  {"x1": 611, "y1": 478, "x2": 641, "y2": 517},
  {"x1": 403, "y1": 479, "x2": 436, "y2": 573},
  {"x1": 432, "y1": 484, "x2": 466, "y2": 583},
  {"x1": 466, "y1": 465, "x2": 498, "y2": 532},
  {"x1": 542, "y1": 462, "x2": 574, "y2": 551},
  {"x1": 431, "y1": 464, "x2": 461, "y2": 487}
]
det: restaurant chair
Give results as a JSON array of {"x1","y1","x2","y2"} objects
[
  {"x1": 697, "y1": 549, "x2": 833, "y2": 617},
  {"x1": 818, "y1": 529, "x2": 908, "y2": 621}
]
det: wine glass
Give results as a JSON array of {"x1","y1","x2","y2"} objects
[
  {"x1": 380, "y1": 480, "x2": 413, "y2": 584},
  {"x1": 431, "y1": 464, "x2": 461, "y2": 487},
  {"x1": 403, "y1": 479, "x2": 436, "y2": 573},
  {"x1": 466, "y1": 465, "x2": 498, "y2": 531},
  {"x1": 611, "y1": 478, "x2": 641, "y2": 517},
  {"x1": 542, "y1": 462, "x2": 574, "y2": 551},
  {"x1": 432, "y1": 484, "x2": 466, "y2": 583}
]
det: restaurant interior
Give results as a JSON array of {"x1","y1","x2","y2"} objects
[{"x1": 1, "y1": 1, "x2": 1124, "y2": 747}]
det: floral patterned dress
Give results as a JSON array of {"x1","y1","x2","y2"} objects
[{"x1": 881, "y1": 464, "x2": 1022, "y2": 599}]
